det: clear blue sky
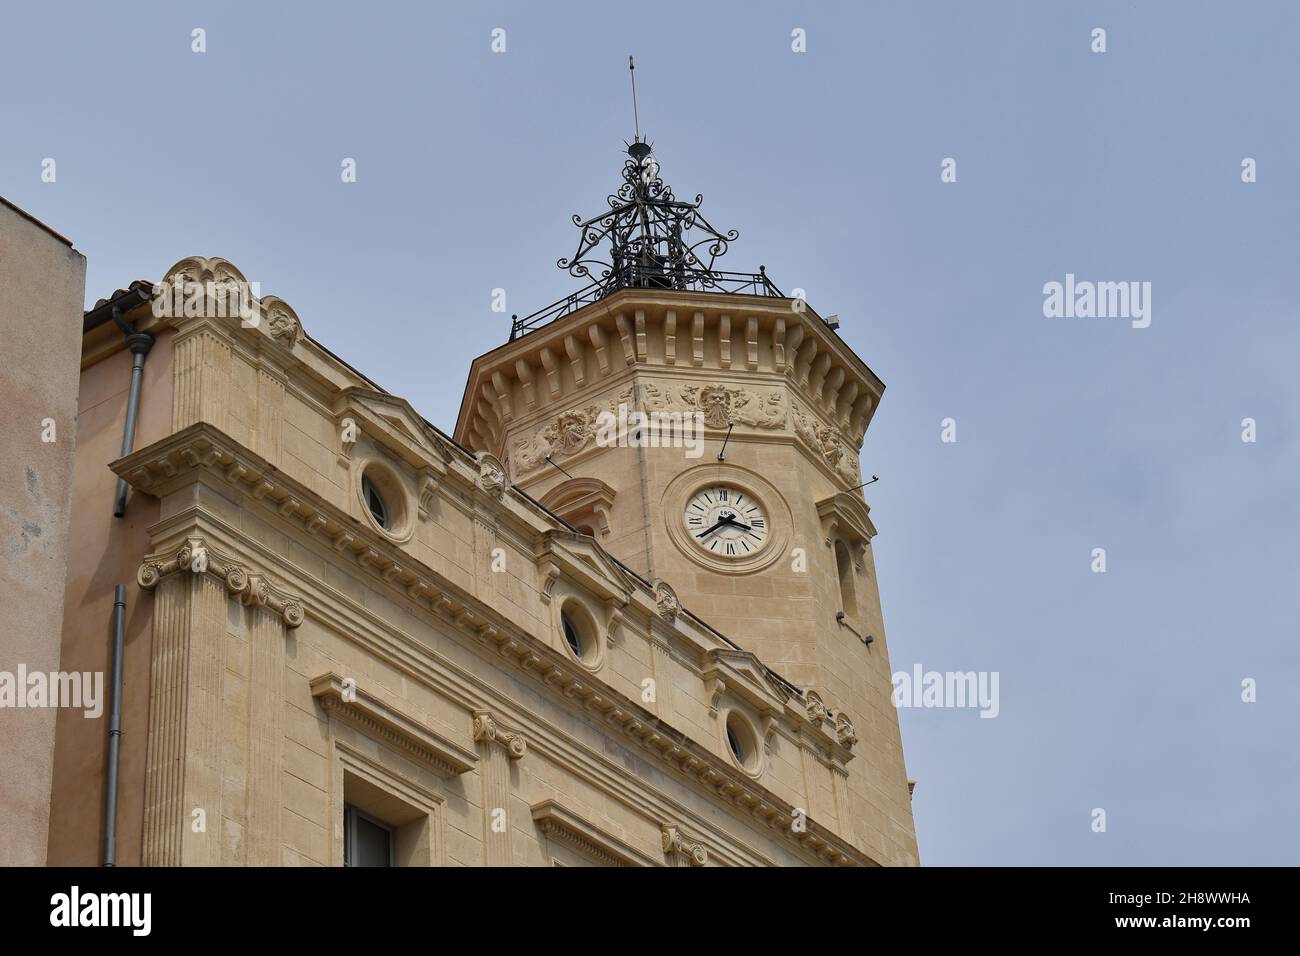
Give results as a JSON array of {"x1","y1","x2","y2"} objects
[{"x1": 4, "y1": 0, "x2": 1296, "y2": 865}]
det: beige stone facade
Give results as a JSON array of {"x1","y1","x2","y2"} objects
[
  {"x1": 45, "y1": 252, "x2": 918, "y2": 867},
  {"x1": 0, "y1": 197, "x2": 86, "y2": 866}
]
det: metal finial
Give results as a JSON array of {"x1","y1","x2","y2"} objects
[{"x1": 629, "y1": 55, "x2": 641, "y2": 142}]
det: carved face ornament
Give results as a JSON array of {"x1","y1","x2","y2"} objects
[
  {"x1": 698, "y1": 387, "x2": 731, "y2": 429},
  {"x1": 552, "y1": 411, "x2": 593, "y2": 454}
]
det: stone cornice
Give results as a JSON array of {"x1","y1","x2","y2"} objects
[
  {"x1": 136, "y1": 534, "x2": 304, "y2": 629},
  {"x1": 531, "y1": 800, "x2": 658, "y2": 867},
  {"x1": 537, "y1": 477, "x2": 617, "y2": 537},
  {"x1": 114, "y1": 422, "x2": 870, "y2": 866},
  {"x1": 310, "y1": 672, "x2": 477, "y2": 776},
  {"x1": 817, "y1": 492, "x2": 877, "y2": 546},
  {"x1": 702, "y1": 647, "x2": 790, "y2": 716},
  {"x1": 332, "y1": 386, "x2": 452, "y2": 473},
  {"x1": 536, "y1": 530, "x2": 636, "y2": 606},
  {"x1": 472, "y1": 624, "x2": 861, "y2": 864},
  {"x1": 456, "y1": 289, "x2": 884, "y2": 462}
]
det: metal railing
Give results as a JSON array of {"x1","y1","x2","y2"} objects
[{"x1": 509, "y1": 265, "x2": 785, "y2": 341}]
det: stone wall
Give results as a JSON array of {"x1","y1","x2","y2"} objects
[{"x1": 0, "y1": 198, "x2": 85, "y2": 866}]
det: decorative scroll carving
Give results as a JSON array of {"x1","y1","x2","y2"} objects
[
  {"x1": 476, "y1": 452, "x2": 508, "y2": 498},
  {"x1": 652, "y1": 578, "x2": 680, "y2": 623},
  {"x1": 661, "y1": 824, "x2": 708, "y2": 867},
  {"x1": 471, "y1": 709, "x2": 527, "y2": 759},
  {"x1": 162, "y1": 254, "x2": 248, "y2": 288},
  {"x1": 511, "y1": 405, "x2": 603, "y2": 473},
  {"x1": 805, "y1": 691, "x2": 830, "y2": 725},
  {"x1": 539, "y1": 562, "x2": 562, "y2": 606},
  {"x1": 607, "y1": 601, "x2": 626, "y2": 648},
  {"x1": 705, "y1": 677, "x2": 726, "y2": 716},
  {"x1": 727, "y1": 388, "x2": 786, "y2": 429},
  {"x1": 793, "y1": 403, "x2": 861, "y2": 486},
  {"x1": 137, "y1": 535, "x2": 304, "y2": 628},
  {"x1": 634, "y1": 381, "x2": 786, "y2": 430},
  {"x1": 417, "y1": 469, "x2": 440, "y2": 521},
  {"x1": 834, "y1": 713, "x2": 858, "y2": 749},
  {"x1": 156, "y1": 257, "x2": 305, "y2": 349},
  {"x1": 260, "y1": 295, "x2": 303, "y2": 348},
  {"x1": 510, "y1": 383, "x2": 786, "y2": 477}
]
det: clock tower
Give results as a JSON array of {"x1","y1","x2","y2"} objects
[{"x1": 455, "y1": 135, "x2": 917, "y2": 862}]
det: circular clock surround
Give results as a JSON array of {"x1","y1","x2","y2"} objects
[{"x1": 662, "y1": 465, "x2": 791, "y2": 574}]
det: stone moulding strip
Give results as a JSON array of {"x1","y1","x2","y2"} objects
[
  {"x1": 531, "y1": 800, "x2": 658, "y2": 867},
  {"x1": 137, "y1": 534, "x2": 305, "y2": 629},
  {"x1": 310, "y1": 672, "x2": 477, "y2": 777},
  {"x1": 114, "y1": 422, "x2": 869, "y2": 866}
]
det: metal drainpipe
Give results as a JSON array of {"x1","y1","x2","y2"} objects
[
  {"x1": 103, "y1": 584, "x2": 126, "y2": 866},
  {"x1": 111, "y1": 306, "x2": 154, "y2": 518},
  {"x1": 104, "y1": 301, "x2": 151, "y2": 862}
]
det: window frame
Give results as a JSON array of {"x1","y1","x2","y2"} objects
[
  {"x1": 343, "y1": 802, "x2": 396, "y2": 868},
  {"x1": 722, "y1": 708, "x2": 762, "y2": 776},
  {"x1": 361, "y1": 474, "x2": 390, "y2": 530},
  {"x1": 834, "y1": 536, "x2": 859, "y2": 620},
  {"x1": 554, "y1": 596, "x2": 604, "y2": 671},
  {"x1": 560, "y1": 610, "x2": 584, "y2": 658}
]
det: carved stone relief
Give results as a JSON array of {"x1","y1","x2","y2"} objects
[
  {"x1": 511, "y1": 405, "x2": 602, "y2": 473},
  {"x1": 635, "y1": 382, "x2": 786, "y2": 430},
  {"x1": 792, "y1": 403, "x2": 861, "y2": 486}
]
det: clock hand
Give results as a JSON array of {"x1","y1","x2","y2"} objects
[
  {"x1": 696, "y1": 519, "x2": 727, "y2": 538},
  {"x1": 720, "y1": 515, "x2": 752, "y2": 532}
]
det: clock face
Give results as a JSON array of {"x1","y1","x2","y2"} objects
[{"x1": 683, "y1": 485, "x2": 769, "y2": 558}]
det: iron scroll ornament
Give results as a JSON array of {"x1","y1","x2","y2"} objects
[{"x1": 558, "y1": 141, "x2": 740, "y2": 296}]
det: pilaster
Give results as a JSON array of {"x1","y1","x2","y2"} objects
[
  {"x1": 137, "y1": 536, "x2": 303, "y2": 866},
  {"x1": 471, "y1": 709, "x2": 526, "y2": 866}
]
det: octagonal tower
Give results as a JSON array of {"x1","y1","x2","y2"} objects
[{"x1": 455, "y1": 136, "x2": 916, "y2": 861}]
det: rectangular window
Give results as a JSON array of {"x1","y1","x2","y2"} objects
[{"x1": 344, "y1": 804, "x2": 395, "y2": 867}]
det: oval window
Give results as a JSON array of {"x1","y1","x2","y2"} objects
[
  {"x1": 561, "y1": 611, "x2": 583, "y2": 658},
  {"x1": 727, "y1": 723, "x2": 745, "y2": 763},
  {"x1": 725, "y1": 711, "x2": 760, "y2": 774},
  {"x1": 362, "y1": 474, "x2": 389, "y2": 530}
]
